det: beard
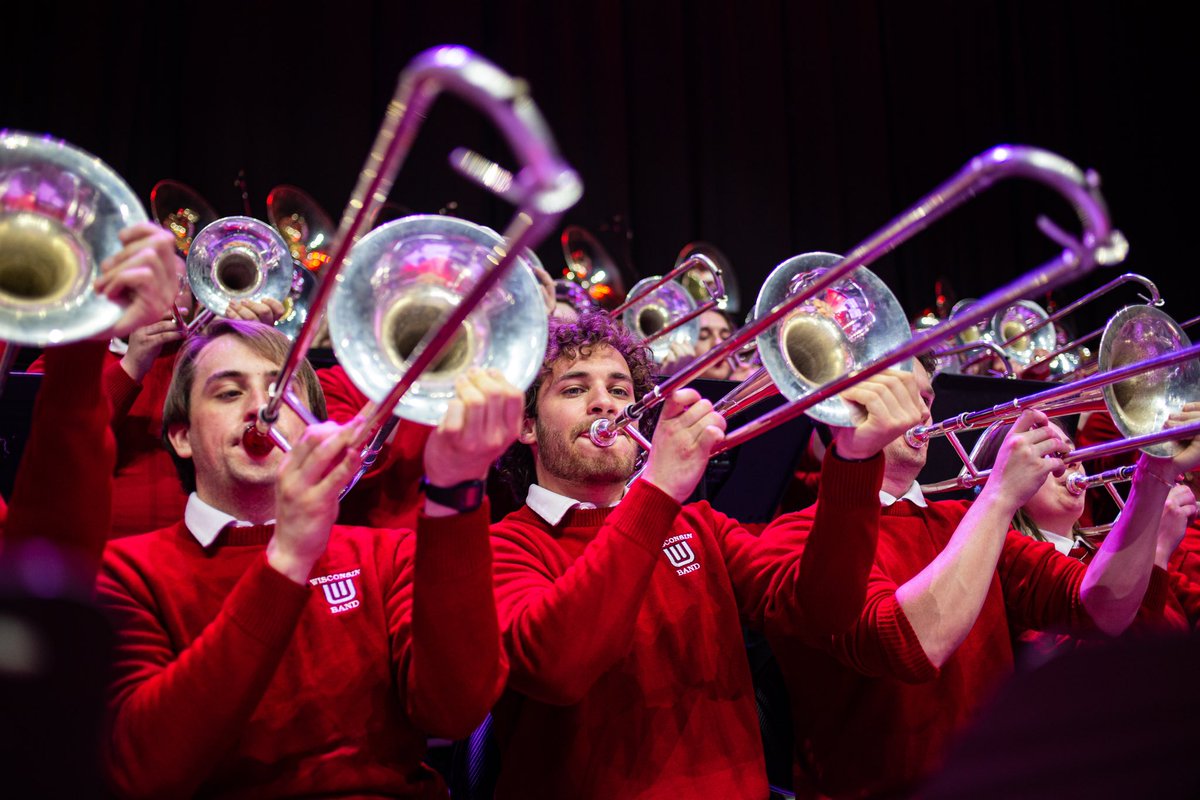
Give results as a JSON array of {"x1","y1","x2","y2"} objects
[{"x1": 534, "y1": 417, "x2": 639, "y2": 486}]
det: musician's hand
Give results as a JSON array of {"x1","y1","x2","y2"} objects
[
  {"x1": 226, "y1": 297, "x2": 286, "y2": 325},
  {"x1": 981, "y1": 410, "x2": 1066, "y2": 511},
  {"x1": 833, "y1": 369, "x2": 928, "y2": 460},
  {"x1": 120, "y1": 313, "x2": 184, "y2": 383},
  {"x1": 642, "y1": 388, "x2": 726, "y2": 503},
  {"x1": 531, "y1": 264, "x2": 557, "y2": 315},
  {"x1": 268, "y1": 418, "x2": 365, "y2": 584},
  {"x1": 1162, "y1": 402, "x2": 1200, "y2": 475},
  {"x1": 423, "y1": 369, "x2": 524, "y2": 509},
  {"x1": 95, "y1": 222, "x2": 185, "y2": 338},
  {"x1": 1155, "y1": 483, "x2": 1197, "y2": 568}
]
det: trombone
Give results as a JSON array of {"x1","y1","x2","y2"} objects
[
  {"x1": 610, "y1": 253, "x2": 725, "y2": 361},
  {"x1": 912, "y1": 305, "x2": 1200, "y2": 493},
  {"x1": 587, "y1": 144, "x2": 1129, "y2": 454},
  {"x1": 954, "y1": 272, "x2": 1162, "y2": 378},
  {"x1": 0, "y1": 130, "x2": 151, "y2": 392},
  {"x1": 245, "y1": 45, "x2": 581, "y2": 458}
]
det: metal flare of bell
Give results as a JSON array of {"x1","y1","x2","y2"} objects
[
  {"x1": 988, "y1": 299, "x2": 1057, "y2": 368},
  {"x1": 675, "y1": 240, "x2": 740, "y2": 314},
  {"x1": 1099, "y1": 305, "x2": 1200, "y2": 458},
  {"x1": 621, "y1": 276, "x2": 699, "y2": 362},
  {"x1": 560, "y1": 224, "x2": 625, "y2": 310},
  {"x1": 266, "y1": 185, "x2": 336, "y2": 274},
  {"x1": 273, "y1": 265, "x2": 319, "y2": 341},
  {"x1": 0, "y1": 130, "x2": 146, "y2": 346},
  {"x1": 754, "y1": 251, "x2": 912, "y2": 427},
  {"x1": 328, "y1": 214, "x2": 548, "y2": 426},
  {"x1": 186, "y1": 216, "x2": 295, "y2": 318},
  {"x1": 151, "y1": 179, "x2": 217, "y2": 256}
]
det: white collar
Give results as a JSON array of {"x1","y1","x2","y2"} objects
[
  {"x1": 1037, "y1": 527, "x2": 1076, "y2": 556},
  {"x1": 527, "y1": 483, "x2": 622, "y2": 526},
  {"x1": 184, "y1": 493, "x2": 275, "y2": 548},
  {"x1": 880, "y1": 481, "x2": 929, "y2": 508}
]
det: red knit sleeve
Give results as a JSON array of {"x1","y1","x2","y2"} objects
[
  {"x1": 318, "y1": 364, "x2": 431, "y2": 485},
  {"x1": 806, "y1": 564, "x2": 940, "y2": 683},
  {"x1": 98, "y1": 550, "x2": 309, "y2": 799},
  {"x1": 387, "y1": 503, "x2": 508, "y2": 739},
  {"x1": 1166, "y1": 567, "x2": 1200, "y2": 629},
  {"x1": 103, "y1": 356, "x2": 144, "y2": 423},
  {"x1": 4, "y1": 340, "x2": 114, "y2": 576},
  {"x1": 997, "y1": 532, "x2": 1092, "y2": 632},
  {"x1": 716, "y1": 447, "x2": 885, "y2": 637},
  {"x1": 491, "y1": 479, "x2": 681, "y2": 705}
]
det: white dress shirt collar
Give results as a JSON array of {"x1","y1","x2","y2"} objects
[
  {"x1": 527, "y1": 483, "x2": 623, "y2": 526},
  {"x1": 184, "y1": 493, "x2": 275, "y2": 548},
  {"x1": 880, "y1": 481, "x2": 929, "y2": 508},
  {"x1": 1037, "y1": 528, "x2": 1076, "y2": 556}
]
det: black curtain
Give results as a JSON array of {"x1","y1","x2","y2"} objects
[{"x1": 5, "y1": 0, "x2": 1194, "y2": 331}]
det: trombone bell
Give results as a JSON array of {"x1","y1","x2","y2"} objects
[
  {"x1": 0, "y1": 213, "x2": 88, "y2": 307},
  {"x1": 0, "y1": 130, "x2": 147, "y2": 346},
  {"x1": 756, "y1": 252, "x2": 911, "y2": 428},
  {"x1": 1100, "y1": 305, "x2": 1200, "y2": 457},
  {"x1": 330, "y1": 214, "x2": 548, "y2": 427}
]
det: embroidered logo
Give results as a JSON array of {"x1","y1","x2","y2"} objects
[
  {"x1": 662, "y1": 533, "x2": 701, "y2": 575},
  {"x1": 309, "y1": 568, "x2": 362, "y2": 614}
]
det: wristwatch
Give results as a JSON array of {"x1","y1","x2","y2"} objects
[{"x1": 420, "y1": 477, "x2": 486, "y2": 513}]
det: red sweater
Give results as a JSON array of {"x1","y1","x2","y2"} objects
[
  {"x1": 766, "y1": 490, "x2": 1109, "y2": 799},
  {"x1": 487, "y1": 459, "x2": 882, "y2": 800},
  {"x1": 2, "y1": 340, "x2": 114, "y2": 574},
  {"x1": 319, "y1": 364, "x2": 433, "y2": 531},
  {"x1": 28, "y1": 347, "x2": 186, "y2": 537},
  {"x1": 97, "y1": 506, "x2": 506, "y2": 799}
]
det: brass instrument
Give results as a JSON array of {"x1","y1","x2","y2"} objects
[
  {"x1": 184, "y1": 216, "x2": 295, "y2": 335},
  {"x1": 247, "y1": 45, "x2": 581, "y2": 461},
  {"x1": 913, "y1": 305, "x2": 1200, "y2": 492},
  {"x1": 150, "y1": 179, "x2": 217, "y2": 257},
  {"x1": 266, "y1": 184, "x2": 335, "y2": 274},
  {"x1": 560, "y1": 225, "x2": 625, "y2": 310},
  {"x1": 675, "y1": 241, "x2": 740, "y2": 313},
  {"x1": 0, "y1": 130, "x2": 148, "y2": 347},
  {"x1": 610, "y1": 253, "x2": 725, "y2": 361},
  {"x1": 587, "y1": 145, "x2": 1128, "y2": 454}
]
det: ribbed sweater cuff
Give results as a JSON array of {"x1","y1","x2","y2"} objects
[
  {"x1": 103, "y1": 358, "x2": 143, "y2": 414},
  {"x1": 226, "y1": 555, "x2": 310, "y2": 648},
  {"x1": 417, "y1": 501, "x2": 492, "y2": 582},
  {"x1": 881, "y1": 597, "x2": 940, "y2": 682},
  {"x1": 822, "y1": 444, "x2": 885, "y2": 504},
  {"x1": 609, "y1": 480, "x2": 683, "y2": 554},
  {"x1": 1144, "y1": 566, "x2": 1170, "y2": 613}
]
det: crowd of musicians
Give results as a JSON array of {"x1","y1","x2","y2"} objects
[{"x1": 2, "y1": 212, "x2": 1199, "y2": 799}]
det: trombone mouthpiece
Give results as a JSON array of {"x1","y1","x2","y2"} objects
[
  {"x1": 904, "y1": 428, "x2": 928, "y2": 449},
  {"x1": 242, "y1": 424, "x2": 277, "y2": 458},
  {"x1": 588, "y1": 418, "x2": 619, "y2": 447}
]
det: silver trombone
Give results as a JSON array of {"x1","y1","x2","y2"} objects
[
  {"x1": 245, "y1": 45, "x2": 582, "y2": 457},
  {"x1": 912, "y1": 305, "x2": 1200, "y2": 493},
  {"x1": 956, "y1": 272, "x2": 1162, "y2": 379},
  {"x1": 587, "y1": 144, "x2": 1128, "y2": 454},
  {"x1": 0, "y1": 130, "x2": 150, "y2": 393},
  {"x1": 610, "y1": 253, "x2": 725, "y2": 361}
]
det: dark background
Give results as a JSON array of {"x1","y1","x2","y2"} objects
[{"x1": 5, "y1": 0, "x2": 1194, "y2": 335}]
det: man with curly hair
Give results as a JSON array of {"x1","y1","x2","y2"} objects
[{"x1": 488, "y1": 311, "x2": 930, "y2": 799}]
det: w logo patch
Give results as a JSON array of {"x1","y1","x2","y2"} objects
[
  {"x1": 310, "y1": 569, "x2": 363, "y2": 615},
  {"x1": 664, "y1": 541, "x2": 696, "y2": 568},
  {"x1": 322, "y1": 579, "x2": 357, "y2": 605}
]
